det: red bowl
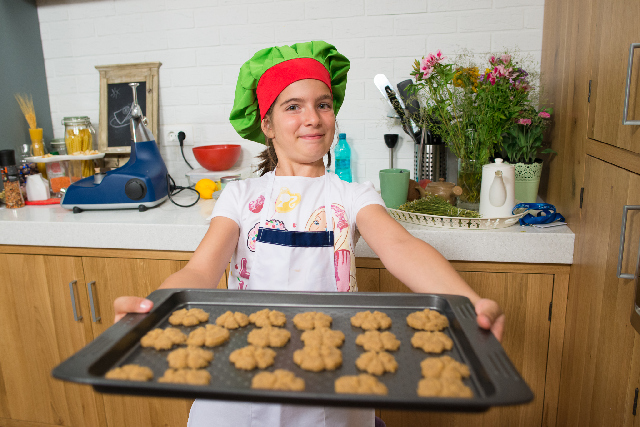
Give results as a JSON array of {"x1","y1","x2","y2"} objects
[{"x1": 192, "y1": 144, "x2": 241, "y2": 171}]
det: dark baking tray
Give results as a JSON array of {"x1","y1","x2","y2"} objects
[{"x1": 52, "y1": 290, "x2": 533, "y2": 412}]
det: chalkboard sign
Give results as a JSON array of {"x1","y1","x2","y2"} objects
[
  {"x1": 96, "y1": 62, "x2": 161, "y2": 153},
  {"x1": 107, "y1": 81, "x2": 146, "y2": 148}
]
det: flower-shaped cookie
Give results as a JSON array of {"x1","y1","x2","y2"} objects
[
  {"x1": 355, "y1": 351, "x2": 398, "y2": 376},
  {"x1": 292, "y1": 312, "x2": 333, "y2": 330},
  {"x1": 159, "y1": 368, "x2": 211, "y2": 385},
  {"x1": 140, "y1": 327, "x2": 187, "y2": 350},
  {"x1": 335, "y1": 374, "x2": 388, "y2": 395},
  {"x1": 105, "y1": 364, "x2": 153, "y2": 381},
  {"x1": 187, "y1": 324, "x2": 230, "y2": 347},
  {"x1": 293, "y1": 344, "x2": 342, "y2": 372},
  {"x1": 247, "y1": 327, "x2": 291, "y2": 347},
  {"x1": 355, "y1": 330, "x2": 400, "y2": 352},
  {"x1": 229, "y1": 345, "x2": 276, "y2": 370},
  {"x1": 417, "y1": 377, "x2": 473, "y2": 398},
  {"x1": 411, "y1": 331, "x2": 453, "y2": 353},
  {"x1": 406, "y1": 308, "x2": 449, "y2": 331},
  {"x1": 300, "y1": 327, "x2": 345, "y2": 348},
  {"x1": 167, "y1": 346, "x2": 214, "y2": 369},
  {"x1": 249, "y1": 309, "x2": 286, "y2": 327},
  {"x1": 216, "y1": 311, "x2": 250, "y2": 329},
  {"x1": 420, "y1": 356, "x2": 470, "y2": 380},
  {"x1": 168, "y1": 308, "x2": 209, "y2": 326},
  {"x1": 350, "y1": 311, "x2": 392, "y2": 330},
  {"x1": 251, "y1": 369, "x2": 305, "y2": 391}
]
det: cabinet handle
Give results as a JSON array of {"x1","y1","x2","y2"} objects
[
  {"x1": 617, "y1": 205, "x2": 640, "y2": 279},
  {"x1": 87, "y1": 281, "x2": 101, "y2": 322},
  {"x1": 68, "y1": 280, "x2": 82, "y2": 321},
  {"x1": 623, "y1": 43, "x2": 640, "y2": 125}
]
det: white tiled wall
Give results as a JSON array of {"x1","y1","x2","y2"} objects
[{"x1": 36, "y1": 0, "x2": 544, "y2": 188}]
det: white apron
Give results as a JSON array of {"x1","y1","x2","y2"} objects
[{"x1": 188, "y1": 170, "x2": 374, "y2": 427}]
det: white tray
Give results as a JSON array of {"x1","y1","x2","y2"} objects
[
  {"x1": 25, "y1": 153, "x2": 105, "y2": 162},
  {"x1": 387, "y1": 208, "x2": 528, "y2": 230}
]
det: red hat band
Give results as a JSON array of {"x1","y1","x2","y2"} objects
[{"x1": 256, "y1": 57, "x2": 332, "y2": 120}]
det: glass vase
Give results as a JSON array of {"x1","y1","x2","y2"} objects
[{"x1": 457, "y1": 158, "x2": 483, "y2": 211}]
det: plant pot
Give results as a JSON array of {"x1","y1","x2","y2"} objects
[
  {"x1": 513, "y1": 161, "x2": 543, "y2": 203},
  {"x1": 457, "y1": 158, "x2": 483, "y2": 211}
]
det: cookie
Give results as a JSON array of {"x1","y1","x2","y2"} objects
[
  {"x1": 168, "y1": 308, "x2": 209, "y2": 326},
  {"x1": 350, "y1": 311, "x2": 392, "y2": 330},
  {"x1": 300, "y1": 327, "x2": 345, "y2": 348},
  {"x1": 167, "y1": 346, "x2": 214, "y2": 369},
  {"x1": 251, "y1": 369, "x2": 305, "y2": 391},
  {"x1": 249, "y1": 309, "x2": 286, "y2": 327},
  {"x1": 229, "y1": 345, "x2": 276, "y2": 370},
  {"x1": 420, "y1": 356, "x2": 470, "y2": 380},
  {"x1": 355, "y1": 330, "x2": 400, "y2": 352},
  {"x1": 335, "y1": 374, "x2": 388, "y2": 395},
  {"x1": 187, "y1": 324, "x2": 230, "y2": 347},
  {"x1": 411, "y1": 331, "x2": 453, "y2": 353},
  {"x1": 140, "y1": 327, "x2": 187, "y2": 350},
  {"x1": 406, "y1": 308, "x2": 449, "y2": 331},
  {"x1": 247, "y1": 327, "x2": 291, "y2": 348},
  {"x1": 355, "y1": 351, "x2": 398, "y2": 376},
  {"x1": 216, "y1": 311, "x2": 250, "y2": 329},
  {"x1": 292, "y1": 312, "x2": 333, "y2": 330},
  {"x1": 105, "y1": 364, "x2": 153, "y2": 381},
  {"x1": 293, "y1": 344, "x2": 342, "y2": 372},
  {"x1": 158, "y1": 368, "x2": 211, "y2": 385},
  {"x1": 417, "y1": 377, "x2": 473, "y2": 398}
]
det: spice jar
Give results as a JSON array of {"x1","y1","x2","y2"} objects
[
  {"x1": 62, "y1": 116, "x2": 95, "y2": 177},
  {"x1": 50, "y1": 138, "x2": 67, "y2": 155},
  {"x1": 5, "y1": 165, "x2": 25, "y2": 209}
]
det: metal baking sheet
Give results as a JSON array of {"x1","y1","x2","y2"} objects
[{"x1": 52, "y1": 290, "x2": 533, "y2": 411}]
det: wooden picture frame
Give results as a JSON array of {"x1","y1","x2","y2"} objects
[{"x1": 95, "y1": 62, "x2": 161, "y2": 154}]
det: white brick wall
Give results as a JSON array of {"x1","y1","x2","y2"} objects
[{"x1": 36, "y1": 0, "x2": 545, "y2": 188}]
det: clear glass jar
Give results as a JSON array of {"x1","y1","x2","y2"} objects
[
  {"x1": 62, "y1": 116, "x2": 96, "y2": 177},
  {"x1": 50, "y1": 138, "x2": 67, "y2": 155}
]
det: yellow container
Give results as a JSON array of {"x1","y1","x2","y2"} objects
[
  {"x1": 62, "y1": 117, "x2": 96, "y2": 177},
  {"x1": 28, "y1": 128, "x2": 47, "y2": 178}
]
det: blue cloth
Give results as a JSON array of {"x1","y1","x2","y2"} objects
[{"x1": 512, "y1": 203, "x2": 565, "y2": 226}]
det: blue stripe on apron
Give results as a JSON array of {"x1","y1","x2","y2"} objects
[{"x1": 256, "y1": 228, "x2": 334, "y2": 247}]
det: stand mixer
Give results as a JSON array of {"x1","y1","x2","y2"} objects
[{"x1": 61, "y1": 83, "x2": 169, "y2": 213}]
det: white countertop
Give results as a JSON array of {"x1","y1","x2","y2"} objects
[{"x1": 0, "y1": 195, "x2": 574, "y2": 264}]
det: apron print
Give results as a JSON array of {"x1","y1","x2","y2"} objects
[
  {"x1": 247, "y1": 219, "x2": 287, "y2": 252},
  {"x1": 275, "y1": 188, "x2": 301, "y2": 213},
  {"x1": 305, "y1": 203, "x2": 353, "y2": 292}
]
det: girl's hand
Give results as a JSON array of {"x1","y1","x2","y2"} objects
[
  {"x1": 474, "y1": 298, "x2": 505, "y2": 342},
  {"x1": 113, "y1": 296, "x2": 153, "y2": 323}
]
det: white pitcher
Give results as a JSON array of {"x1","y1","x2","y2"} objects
[
  {"x1": 479, "y1": 159, "x2": 515, "y2": 217},
  {"x1": 26, "y1": 173, "x2": 50, "y2": 202}
]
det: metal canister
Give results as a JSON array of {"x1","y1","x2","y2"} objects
[{"x1": 220, "y1": 175, "x2": 241, "y2": 190}]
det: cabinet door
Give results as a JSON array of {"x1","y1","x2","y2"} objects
[
  {"x1": 0, "y1": 254, "x2": 105, "y2": 426},
  {"x1": 80, "y1": 257, "x2": 193, "y2": 427},
  {"x1": 588, "y1": 0, "x2": 640, "y2": 152},
  {"x1": 557, "y1": 156, "x2": 640, "y2": 426},
  {"x1": 379, "y1": 269, "x2": 553, "y2": 427}
]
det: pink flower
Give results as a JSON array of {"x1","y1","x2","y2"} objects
[
  {"x1": 538, "y1": 111, "x2": 551, "y2": 119},
  {"x1": 517, "y1": 118, "x2": 532, "y2": 125},
  {"x1": 501, "y1": 54, "x2": 511, "y2": 64},
  {"x1": 489, "y1": 55, "x2": 497, "y2": 65}
]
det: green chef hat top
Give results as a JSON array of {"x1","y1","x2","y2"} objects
[{"x1": 229, "y1": 41, "x2": 350, "y2": 144}]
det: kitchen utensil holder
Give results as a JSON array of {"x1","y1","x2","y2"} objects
[{"x1": 415, "y1": 130, "x2": 446, "y2": 182}]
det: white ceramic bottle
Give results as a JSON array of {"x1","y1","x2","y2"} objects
[
  {"x1": 479, "y1": 159, "x2": 515, "y2": 217},
  {"x1": 26, "y1": 173, "x2": 50, "y2": 202}
]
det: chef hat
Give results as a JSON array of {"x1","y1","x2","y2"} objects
[{"x1": 229, "y1": 41, "x2": 350, "y2": 144}]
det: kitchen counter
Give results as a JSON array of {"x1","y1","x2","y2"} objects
[{"x1": 0, "y1": 195, "x2": 574, "y2": 264}]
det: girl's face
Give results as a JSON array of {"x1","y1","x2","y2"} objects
[{"x1": 261, "y1": 79, "x2": 336, "y2": 169}]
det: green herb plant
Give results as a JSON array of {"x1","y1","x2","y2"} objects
[{"x1": 397, "y1": 194, "x2": 481, "y2": 218}]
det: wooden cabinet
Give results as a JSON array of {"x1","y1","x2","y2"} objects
[
  {"x1": 356, "y1": 259, "x2": 569, "y2": 427},
  {"x1": 0, "y1": 246, "x2": 228, "y2": 427}
]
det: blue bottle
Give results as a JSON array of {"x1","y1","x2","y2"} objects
[{"x1": 334, "y1": 133, "x2": 352, "y2": 183}]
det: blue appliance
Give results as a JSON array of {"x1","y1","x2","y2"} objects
[{"x1": 61, "y1": 83, "x2": 168, "y2": 213}]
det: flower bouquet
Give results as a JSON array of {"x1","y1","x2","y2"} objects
[{"x1": 406, "y1": 51, "x2": 535, "y2": 210}]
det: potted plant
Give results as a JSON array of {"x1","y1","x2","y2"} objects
[
  {"x1": 502, "y1": 106, "x2": 554, "y2": 203},
  {"x1": 407, "y1": 52, "x2": 533, "y2": 210}
]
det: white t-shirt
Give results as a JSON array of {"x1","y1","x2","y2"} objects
[{"x1": 209, "y1": 171, "x2": 384, "y2": 292}]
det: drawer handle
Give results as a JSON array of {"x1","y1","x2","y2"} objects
[
  {"x1": 87, "y1": 281, "x2": 101, "y2": 322},
  {"x1": 68, "y1": 280, "x2": 82, "y2": 321},
  {"x1": 623, "y1": 43, "x2": 640, "y2": 125},
  {"x1": 617, "y1": 205, "x2": 640, "y2": 279}
]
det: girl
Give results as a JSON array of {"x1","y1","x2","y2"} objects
[{"x1": 114, "y1": 41, "x2": 504, "y2": 427}]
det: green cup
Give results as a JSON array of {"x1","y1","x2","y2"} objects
[{"x1": 379, "y1": 168, "x2": 410, "y2": 209}]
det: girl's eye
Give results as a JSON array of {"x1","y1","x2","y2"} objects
[
  {"x1": 285, "y1": 104, "x2": 299, "y2": 111},
  {"x1": 319, "y1": 102, "x2": 332, "y2": 109}
]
